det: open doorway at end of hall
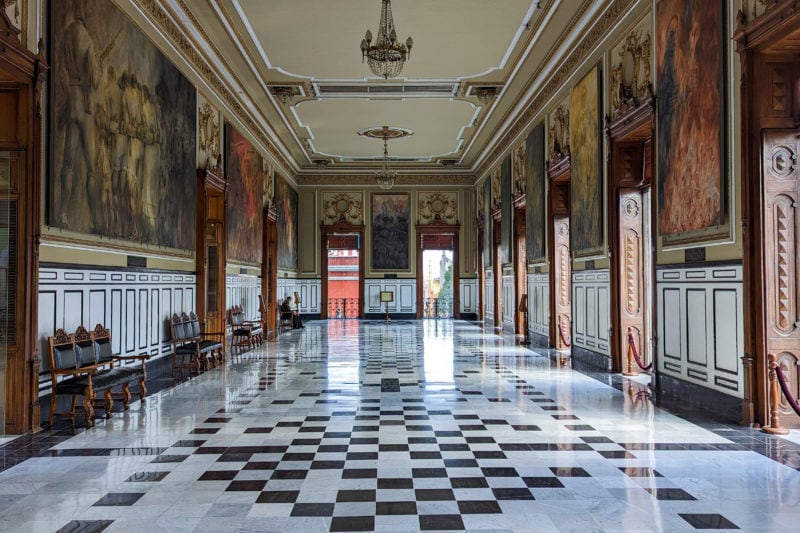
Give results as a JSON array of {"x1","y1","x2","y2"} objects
[
  {"x1": 422, "y1": 249, "x2": 454, "y2": 318},
  {"x1": 326, "y1": 235, "x2": 360, "y2": 319}
]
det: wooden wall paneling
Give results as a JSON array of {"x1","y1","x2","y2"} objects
[
  {"x1": 572, "y1": 270, "x2": 610, "y2": 355},
  {"x1": 459, "y1": 278, "x2": 478, "y2": 315}
]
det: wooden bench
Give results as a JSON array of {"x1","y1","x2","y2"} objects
[
  {"x1": 170, "y1": 312, "x2": 225, "y2": 375},
  {"x1": 227, "y1": 305, "x2": 264, "y2": 350},
  {"x1": 47, "y1": 325, "x2": 150, "y2": 428}
]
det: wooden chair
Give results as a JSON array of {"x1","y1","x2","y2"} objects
[
  {"x1": 278, "y1": 302, "x2": 293, "y2": 333},
  {"x1": 170, "y1": 312, "x2": 224, "y2": 375},
  {"x1": 227, "y1": 305, "x2": 264, "y2": 350}
]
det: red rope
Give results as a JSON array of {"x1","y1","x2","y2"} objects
[
  {"x1": 628, "y1": 331, "x2": 652, "y2": 371},
  {"x1": 557, "y1": 317, "x2": 571, "y2": 348},
  {"x1": 774, "y1": 364, "x2": 800, "y2": 417}
]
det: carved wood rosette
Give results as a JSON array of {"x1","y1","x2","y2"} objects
[
  {"x1": 763, "y1": 130, "x2": 800, "y2": 425},
  {"x1": 418, "y1": 192, "x2": 457, "y2": 224},
  {"x1": 322, "y1": 192, "x2": 363, "y2": 225}
]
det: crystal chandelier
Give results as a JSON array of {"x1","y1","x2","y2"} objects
[
  {"x1": 360, "y1": 0, "x2": 413, "y2": 79},
  {"x1": 375, "y1": 134, "x2": 397, "y2": 190}
]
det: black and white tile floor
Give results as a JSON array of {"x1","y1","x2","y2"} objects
[{"x1": 1, "y1": 320, "x2": 799, "y2": 532}]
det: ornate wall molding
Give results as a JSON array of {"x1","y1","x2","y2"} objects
[
  {"x1": 548, "y1": 103, "x2": 571, "y2": 163},
  {"x1": 491, "y1": 166, "x2": 502, "y2": 210},
  {"x1": 512, "y1": 142, "x2": 526, "y2": 195},
  {"x1": 609, "y1": 27, "x2": 651, "y2": 121},
  {"x1": 197, "y1": 94, "x2": 221, "y2": 169},
  {"x1": 476, "y1": 0, "x2": 636, "y2": 181},
  {"x1": 321, "y1": 192, "x2": 364, "y2": 225},
  {"x1": 418, "y1": 192, "x2": 458, "y2": 224}
]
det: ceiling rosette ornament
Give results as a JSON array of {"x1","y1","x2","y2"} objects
[
  {"x1": 322, "y1": 192, "x2": 363, "y2": 225},
  {"x1": 418, "y1": 192, "x2": 457, "y2": 224}
]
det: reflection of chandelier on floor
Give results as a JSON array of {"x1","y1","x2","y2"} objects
[
  {"x1": 358, "y1": 125, "x2": 414, "y2": 190},
  {"x1": 360, "y1": 0, "x2": 413, "y2": 79}
]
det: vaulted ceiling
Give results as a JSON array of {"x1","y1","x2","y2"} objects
[{"x1": 127, "y1": 0, "x2": 609, "y2": 184}]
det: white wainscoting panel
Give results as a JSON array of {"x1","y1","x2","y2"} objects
[
  {"x1": 572, "y1": 270, "x2": 610, "y2": 355},
  {"x1": 502, "y1": 274, "x2": 515, "y2": 328},
  {"x1": 296, "y1": 278, "x2": 321, "y2": 314},
  {"x1": 226, "y1": 274, "x2": 261, "y2": 320},
  {"x1": 657, "y1": 265, "x2": 743, "y2": 397},
  {"x1": 38, "y1": 266, "x2": 196, "y2": 395},
  {"x1": 459, "y1": 278, "x2": 478, "y2": 315},
  {"x1": 364, "y1": 278, "x2": 416, "y2": 314},
  {"x1": 528, "y1": 273, "x2": 549, "y2": 338}
]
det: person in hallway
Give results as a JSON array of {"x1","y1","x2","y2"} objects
[{"x1": 281, "y1": 295, "x2": 303, "y2": 328}]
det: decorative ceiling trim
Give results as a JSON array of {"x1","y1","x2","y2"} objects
[
  {"x1": 297, "y1": 174, "x2": 475, "y2": 186},
  {"x1": 474, "y1": 0, "x2": 636, "y2": 181}
]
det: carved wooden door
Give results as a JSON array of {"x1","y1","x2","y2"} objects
[
  {"x1": 554, "y1": 218, "x2": 571, "y2": 349},
  {"x1": 618, "y1": 188, "x2": 646, "y2": 373},
  {"x1": 763, "y1": 129, "x2": 800, "y2": 427}
]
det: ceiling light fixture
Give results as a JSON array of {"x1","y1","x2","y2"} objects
[
  {"x1": 358, "y1": 125, "x2": 414, "y2": 190},
  {"x1": 360, "y1": 0, "x2": 413, "y2": 79}
]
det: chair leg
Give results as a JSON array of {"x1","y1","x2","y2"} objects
[
  {"x1": 49, "y1": 393, "x2": 57, "y2": 427},
  {"x1": 104, "y1": 388, "x2": 114, "y2": 418},
  {"x1": 138, "y1": 377, "x2": 147, "y2": 401},
  {"x1": 121, "y1": 383, "x2": 131, "y2": 410},
  {"x1": 83, "y1": 385, "x2": 95, "y2": 427}
]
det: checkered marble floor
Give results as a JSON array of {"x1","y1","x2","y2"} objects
[{"x1": 1, "y1": 320, "x2": 799, "y2": 532}]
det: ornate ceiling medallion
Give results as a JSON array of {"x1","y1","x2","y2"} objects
[{"x1": 358, "y1": 126, "x2": 413, "y2": 190}]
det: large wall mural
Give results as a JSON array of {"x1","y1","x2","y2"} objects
[
  {"x1": 225, "y1": 124, "x2": 266, "y2": 265},
  {"x1": 569, "y1": 66, "x2": 603, "y2": 257},
  {"x1": 526, "y1": 122, "x2": 546, "y2": 263},
  {"x1": 274, "y1": 174, "x2": 298, "y2": 270},
  {"x1": 657, "y1": 0, "x2": 725, "y2": 241},
  {"x1": 50, "y1": 0, "x2": 196, "y2": 250},
  {"x1": 371, "y1": 193, "x2": 409, "y2": 270},
  {"x1": 500, "y1": 157, "x2": 512, "y2": 265}
]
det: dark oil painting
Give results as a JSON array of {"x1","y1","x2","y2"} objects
[
  {"x1": 50, "y1": 0, "x2": 196, "y2": 249},
  {"x1": 274, "y1": 174, "x2": 298, "y2": 270},
  {"x1": 569, "y1": 66, "x2": 603, "y2": 256},
  {"x1": 526, "y1": 122, "x2": 546, "y2": 263},
  {"x1": 657, "y1": 0, "x2": 725, "y2": 240},
  {"x1": 500, "y1": 157, "x2": 512, "y2": 265},
  {"x1": 225, "y1": 124, "x2": 265, "y2": 265},
  {"x1": 371, "y1": 193, "x2": 409, "y2": 270},
  {"x1": 483, "y1": 177, "x2": 492, "y2": 269}
]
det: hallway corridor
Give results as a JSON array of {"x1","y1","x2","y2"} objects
[{"x1": 1, "y1": 321, "x2": 799, "y2": 532}]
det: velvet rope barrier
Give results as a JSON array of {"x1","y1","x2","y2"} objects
[
  {"x1": 628, "y1": 329, "x2": 652, "y2": 371},
  {"x1": 774, "y1": 363, "x2": 800, "y2": 417}
]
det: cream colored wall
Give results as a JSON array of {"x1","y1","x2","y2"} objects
[{"x1": 298, "y1": 186, "x2": 477, "y2": 279}]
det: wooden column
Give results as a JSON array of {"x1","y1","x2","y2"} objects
[
  {"x1": 196, "y1": 167, "x2": 227, "y2": 336},
  {"x1": 0, "y1": 9, "x2": 48, "y2": 433},
  {"x1": 263, "y1": 206, "x2": 278, "y2": 338}
]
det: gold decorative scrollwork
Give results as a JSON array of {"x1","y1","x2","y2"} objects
[
  {"x1": 418, "y1": 192, "x2": 457, "y2": 224},
  {"x1": 322, "y1": 192, "x2": 363, "y2": 225},
  {"x1": 548, "y1": 104, "x2": 570, "y2": 163},
  {"x1": 198, "y1": 98, "x2": 221, "y2": 168},
  {"x1": 491, "y1": 167, "x2": 502, "y2": 210},
  {"x1": 512, "y1": 143, "x2": 526, "y2": 195},
  {"x1": 610, "y1": 29, "x2": 651, "y2": 119}
]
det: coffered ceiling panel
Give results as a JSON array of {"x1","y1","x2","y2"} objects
[
  {"x1": 235, "y1": 0, "x2": 535, "y2": 81},
  {"x1": 293, "y1": 98, "x2": 477, "y2": 161}
]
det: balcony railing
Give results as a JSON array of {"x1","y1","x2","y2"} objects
[
  {"x1": 423, "y1": 297, "x2": 453, "y2": 319},
  {"x1": 327, "y1": 298, "x2": 360, "y2": 319}
]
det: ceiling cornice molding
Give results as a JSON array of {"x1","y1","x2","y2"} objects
[
  {"x1": 472, "y1": 0, "x2": 636, "y2": 182},
  {"x1": 132, "y1": 0, "x2": 298, "y2": 179},
  {"x1": 297, "y1": 174, "x2": 475, "y2": 187}
]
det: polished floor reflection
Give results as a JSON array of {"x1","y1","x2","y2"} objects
[{"x1": 1, "y1": 320, "x2": 799, "y2": 532}]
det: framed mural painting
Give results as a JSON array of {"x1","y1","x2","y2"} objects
[
  {"x1": 50, "y1": 0, "x2": 196, "y2": 250},
  {"x1": 526, "y1": 122, "x2": 546, "y2": 263},
  {"x1": 225, "y1": 124, "x2": 265, "y2": 265},
  {"x1": 500, "y1": 157, "x2": 512, "y2": 265},
  {"x1": 656, "y1": 0, "x2": 727, "y2": 245},
  {"x1": 569, "y1": 65, "x2": 603, "y2": 258},
  {"x1": 371, "y1": 193, "x2": 409, "y2": 270},
  {"x1": 482, "y1": 178, "x2": 492, "y2": 269},
  {"x1": 274, "y1": 175, "x2": 298, "y2": 270}
]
